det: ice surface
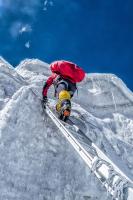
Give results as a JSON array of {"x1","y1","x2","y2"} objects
[{"x1": 0, "y1": 57, "x2": 133, "y2": 199}]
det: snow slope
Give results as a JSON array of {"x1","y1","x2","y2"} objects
[{"x1": 0, "y1": 57, "x2": 133, "y2": 200}]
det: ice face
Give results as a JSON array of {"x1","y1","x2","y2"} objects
[{"x1": 0, "y1": 57, "x2": 133, "y2": 200}]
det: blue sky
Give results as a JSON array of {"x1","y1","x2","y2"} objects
[{"x1": 0, "y1": 0, "x2": 133, "y2": 90}]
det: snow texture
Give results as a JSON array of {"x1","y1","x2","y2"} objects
[{"x1": 0, "y1": 57, "x2": 133, "y2": 200}]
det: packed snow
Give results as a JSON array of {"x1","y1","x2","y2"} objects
[{"x1": 0, "y1": 57, "x2": 133, "y2": 200}]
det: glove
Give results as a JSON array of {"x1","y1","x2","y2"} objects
[
  {"x1": 42, "y1": 96, "x2": 48, "y2": 109},
  {"x1": 43, "y1": 96, "x2": 48, "y2": 103}
]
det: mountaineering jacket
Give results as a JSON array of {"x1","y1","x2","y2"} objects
[
  {"x1": 42, "y1": 60, "x2": 85, "y2": 97},
  {"x1": 42, "y1": 73, "x2": 58, "y2": 97}
]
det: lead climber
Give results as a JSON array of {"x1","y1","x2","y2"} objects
[{"x1": 42, "y1": 60, "x2": 85, "y2": 120}]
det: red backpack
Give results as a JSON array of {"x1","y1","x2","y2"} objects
[{"x1": 50, "y1": 60, "x2": 85, "y2": 83}]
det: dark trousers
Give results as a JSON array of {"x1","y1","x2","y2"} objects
[{"x1": 55, "y1": 80, "x2": 77, "y2": 98}]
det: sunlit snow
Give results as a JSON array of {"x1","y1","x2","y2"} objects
[{"x1": 0, "y1": 57, "x2": 133, "y2": 199}]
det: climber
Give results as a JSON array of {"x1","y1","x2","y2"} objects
[{"x1": 42, "y1": 60, "x2": 85, "y2": 120}]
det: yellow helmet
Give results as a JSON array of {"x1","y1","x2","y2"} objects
[{"x1": 59, "y1": 90, "x2": 71, "y2": 100}]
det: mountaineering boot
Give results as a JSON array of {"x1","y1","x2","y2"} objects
[
  {"x1": 42, "y1": 96, "x2": 48, "y2": 109},
  {"x1": 56, "y1": 100, "x2": 62, "y2": 112},
  {"x1": 59, "y1": 99, "x2": 71, "y2": 121},
  {"x1": 56, "y1": 100, "x2": 71, "y2": 118},
  {"x1": 56, "y1": 90, "x2": 71, "y2": 121}
]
